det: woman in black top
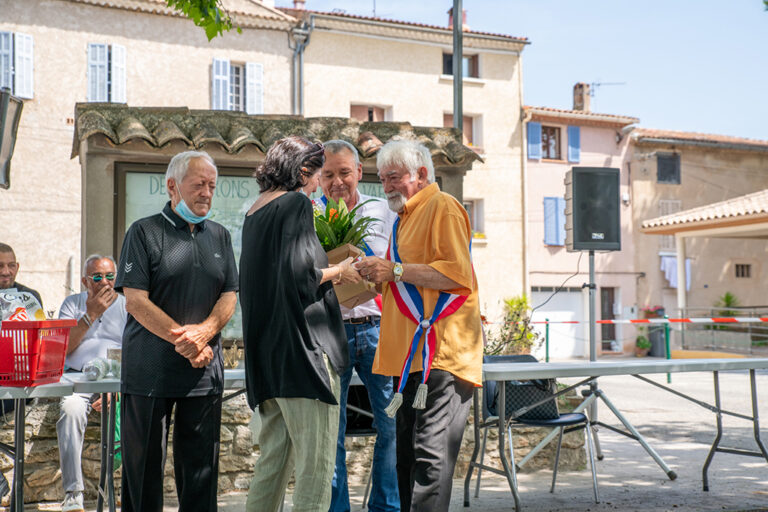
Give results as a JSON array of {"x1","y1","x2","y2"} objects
[{"x1": 240, "y1": 136, "x2": 361, "y2": 512}]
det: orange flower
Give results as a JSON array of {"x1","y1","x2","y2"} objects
[{"x1": 329, "y1": 208, "x2": 338, "y2": 220}]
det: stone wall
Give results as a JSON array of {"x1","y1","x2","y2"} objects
[{"x1": 0, "y1": 394, "x2": 584, "y2": 506}]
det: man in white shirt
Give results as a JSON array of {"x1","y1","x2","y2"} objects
[
  {"x1": 317, "y1": 140, "x2": 400, "y2": 512},
  {"x1": 57, "y1": 254, "x2": 126, "y2": 512}
]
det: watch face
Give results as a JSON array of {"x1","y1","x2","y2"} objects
[{"x1": 394, "y1": 263, "x2": 403, "y2": 276}]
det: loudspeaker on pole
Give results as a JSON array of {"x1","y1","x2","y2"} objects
[{"x1": 564, "y1": 167, "x2": 621, "y2": 252}]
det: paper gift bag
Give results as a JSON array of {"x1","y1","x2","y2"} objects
[{"x1": 326, "y1": 243, "x2": 378, "y2": 309}]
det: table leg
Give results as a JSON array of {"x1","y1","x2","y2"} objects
[
  {"x1": 97, "y1": 392, "x2": 108, "y2": 512},
  {"x1": 702, "y1": 371, "x2": 723, "y2": 491},
  {"x1": 749, "y1": 370, "x2": 768, "y2": 462},
  {"x1": 10, "y1": 398, "x2": 25, "y2": 512},
  {"x1": 596, "y1": 389, "x2": 677, "y2": 480},
  {"x1": 106, "y1": 392, "x2": 117, "y2": 512},
  {"x1": 496, "y1": 381, "x2": 521, "y2": 512},
  {"x1": 463, "y1": 388, "x2": 480, "y2": 507}
]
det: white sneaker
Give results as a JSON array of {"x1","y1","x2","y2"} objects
[{"x1": 61, "y1": 491, "x2": 84, "y2": 512}]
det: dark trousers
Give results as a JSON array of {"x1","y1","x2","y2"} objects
[
  {"x1": 395, "y1": 369, "x2": 474, "y2": 512},
  {"x1": 120, "y1": 393, "x2": 222, "y2": 512}
]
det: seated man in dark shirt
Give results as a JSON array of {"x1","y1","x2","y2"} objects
[
  {"x1": 0, "y1": 242, "x2": 44, "y2": 498},
  {"x1": 0, "y1": 242, "x2": 43, "y2": 308}
]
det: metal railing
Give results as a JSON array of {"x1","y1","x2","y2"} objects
[{"x1": 678, "y1": 307, "x2": 768, "y2": 355}]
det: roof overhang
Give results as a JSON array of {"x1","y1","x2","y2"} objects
[
  {"x1": 525, "y1": 107, "x2": 638, "y2": 129},
  {"x1": 71, "y1": 103, "x2": 483, "y2": 171}
]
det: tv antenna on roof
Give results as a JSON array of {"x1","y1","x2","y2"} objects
[{"x1": 590, "y1": 81, "x2": 626, "y2": 97}]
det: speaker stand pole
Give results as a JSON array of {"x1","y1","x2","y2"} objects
[{"x1": 586, "y1": 250, "x2": 604, "y2": 459}]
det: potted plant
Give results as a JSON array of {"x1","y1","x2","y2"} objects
[
  {"x1": 635, "y1": 334, "x2": 652, "y2": 357},
  {"x1": 484, "y1": 295, "x2": 542, "y2": 355},
  {"x1": 314, "y1": 197, "x2": 380, "y2": 308}
]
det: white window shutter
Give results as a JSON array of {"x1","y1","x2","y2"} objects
[
  {"x1": 13, "y1": 33, "x2": 33, "y2": 99},
  {"x1": 110, "y1": 44, "x2": 126, "y2": 103},
  {"x1": 245, "y1": 62, "x2": 263, "y2": 114},
  {"x1": 87, "y1": 43, "x2": 109, "y2": 102},
  {"x1": 211, "y1": 58, "x2": 230, "y2": 110},
  {"x1": 0, "y1": 32, "x2": 13, "y2": 92}
]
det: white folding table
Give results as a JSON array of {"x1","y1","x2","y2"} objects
[
  {"x1": 463, "y1": 358, "x2": 768, "y2": 512},
  {"x1": 0, "y1": 381, "x2": 74, "y2": 512}
]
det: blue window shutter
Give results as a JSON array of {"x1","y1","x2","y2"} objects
[
  {"x1": 211, "y1": 58, "x2": 230, "y2": 110},
  {"x1": 567, "y1": 125, "x2": 580, "y2": 163},
  {"x1": 109, "y1": 44, "x2": 126, "y2": 103},
  {"x1": 527, "y1": 122, "x2": 542, "y2": 160},
  {"x1": 0, "y1": 32, "x2": 12, "y2": 92},
  {"x1": 543, "y1": 197, "x2": 558, "y2": 245},
  {"x1": 87, "y1": 43, "x2": 109, "y2": 102},
  {"x1": 245, "y1": 62, "x2": 263, "y2": 114},
  {"x1": 556, "y1": 197, "x2": 566, "y2": 245},
  {"x1": 13, "y1": 33, "x2": 33, "y2": 99}
]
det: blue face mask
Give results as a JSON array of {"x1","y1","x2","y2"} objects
[{"x1": 174, "y1": 195, "x2": 212, "y2": 224}]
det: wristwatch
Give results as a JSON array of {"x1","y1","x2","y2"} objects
[{"x1": 393, "y1": 262, "x2": 404, "y2": 282}]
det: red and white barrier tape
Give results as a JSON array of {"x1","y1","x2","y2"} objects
[{"x1": 521, "y1": 317, "x2": 768, "y2": 325}]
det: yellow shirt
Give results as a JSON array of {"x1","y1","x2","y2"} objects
[{"x1": 373, "y1": 183, "x2": 483, "y2": 386}]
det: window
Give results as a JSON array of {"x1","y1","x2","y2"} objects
[
  {"x1": 350, "y1": 104, "x2": 386, "y2": 122},
  {"x1": 463, "y1": 199, "x2": 484, "y2": 237},
  {"x1": 657, "y1": 153, "x2": 681, "y2": 184},
  {"x1": 542, "y1": 126, "x2": 561, "y2": 160},
  {"x1": 528, "y1": 123, "x2": 580, "y2": 162},
  {"x1": 600, "y1": 287, "x2": 616, "y2": 348},
  {"x1": 87, "y1": 43, "x2": 126, "y2": 103},
  {"x1": 0, "y1": 31, "x2": 34, "y2": 99},
  {"x1": 212, "y1": 58, "x2": 263, "y2": 114},
  {"x1": 658, "y1": 199, "x2": 681, "y2": 251},
  {"x1": 735, "y1": 264, "x2": 751, "y2": 278},
  {"x1": 543, "y1": 197, "x2": 566, "y2": 246},
  {"x1": 443, "y1": 113, "x2": 481, "y2": 149},
  {"x1": 229, "y1": 64, "x2": 244, "y2": 112},
  {"x1": 442, "y1": 53, "x2": 479, "y2": 78}
]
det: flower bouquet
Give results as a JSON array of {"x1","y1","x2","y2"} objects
[{"x1": 314, "y1": 197, "x2": 379, "y2": 308}]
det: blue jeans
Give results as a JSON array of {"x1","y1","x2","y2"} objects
[{"x1": 329, "y1": 319, "x2": 400, "y2": 512}]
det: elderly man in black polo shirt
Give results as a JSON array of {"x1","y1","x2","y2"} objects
[{"x1": 115, "y1": 150, "x2": 238, "y2": 512}]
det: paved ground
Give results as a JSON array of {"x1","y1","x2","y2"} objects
[{"x1": 24, "y1": 361, "x2": 768, "y2": 511}]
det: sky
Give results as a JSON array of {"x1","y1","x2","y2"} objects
[{"x1": 275, "y1": 0, "x2": 768, "y2": 141}]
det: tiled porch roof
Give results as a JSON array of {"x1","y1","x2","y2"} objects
[
  {"x1": 641, "y1": 188, "x2": 768, "y2": 233},
  {"x1": 70, "y1": 103, "x2": 483, "y2": 167},
  {"x1": 524, "y1": 106, "x2": 638, "y2": 128},
  {"x1": 632, "y1": 128, "x2": 768, "y2": 153}
]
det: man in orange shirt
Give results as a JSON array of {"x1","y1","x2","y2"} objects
[{"x1": 356, "y1": 140, "x2": 483, "y2": 512}]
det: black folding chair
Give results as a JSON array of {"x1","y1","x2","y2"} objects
[{"x1": 465, "y1": 354, "x2": 599, "y2": 510}]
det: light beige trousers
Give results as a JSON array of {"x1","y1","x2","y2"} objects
[{"x1": 246, "y1": 356, "x2": 341, "y2": 512}]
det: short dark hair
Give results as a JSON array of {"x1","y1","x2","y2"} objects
[
  {"x1": 0, "y1": 243, "x2": 14, "y2": 257},
  {"x1": 254, "y1": 136, "x2": 324, "y2": 193}
]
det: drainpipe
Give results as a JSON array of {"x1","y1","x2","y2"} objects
[
  {"x1": 290, "y1": 16, "x2": 314, "y2": 116},
  {"x1": 520, "y1": 67, "x2": 531, "y2": 297}
]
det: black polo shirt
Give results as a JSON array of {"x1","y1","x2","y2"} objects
[{"x1": 115, "y1": 202, "x2": 239, "y2": 397}]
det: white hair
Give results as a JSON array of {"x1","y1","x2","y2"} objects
[
  {"x1": 82, "y1": 254, "x2": 116, "y2": 276},
  {"x1": 376, "y1": 140, "x2": 435, "y2": 183},
  {"x1": 324, "y1": 139, "x2": 360, "y2": 166},
  {"x1": 165, "y1": 151, "x2": 217, "y2": 196}
]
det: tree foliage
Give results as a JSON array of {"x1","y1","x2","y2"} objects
[{"x1": 165, "y1": 0, "x2": 241, "y2": 40}]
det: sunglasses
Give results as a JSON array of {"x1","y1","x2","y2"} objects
[{"x1": 88, "y1": 273, "x2": 115, "y2": 283}]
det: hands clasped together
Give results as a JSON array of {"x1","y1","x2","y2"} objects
[
  {"x1": 333, "y1": 256, "x2": 396, "y2": 285},
  {"x1": 172, "y1": 323, "x2": 216, "y2": 369}
]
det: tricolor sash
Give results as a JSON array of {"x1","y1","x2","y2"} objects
[{"x1": 384, "y1": 216, "x2": 470, "y2": 417}]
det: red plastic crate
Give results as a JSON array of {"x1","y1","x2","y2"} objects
[{"x1": 0, "y1": 319, "x2": 76, "y2": 387}]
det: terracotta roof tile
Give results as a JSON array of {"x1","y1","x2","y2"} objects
[
  {"x1": 71, "y1": 104, "x2": 483, "y2": 168},
  {"x1": 524, "y1": 106, "x2": 638, "y2": 128},
  {"x1": 279, "y1": 8, "x2": 528, "y2": 42},
  {"x1": 641, "y1": 189, "x2": 768, "y2": 230},
  {"x1": 632, "y1": 128, "x2": 768, "y2": 150}
]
